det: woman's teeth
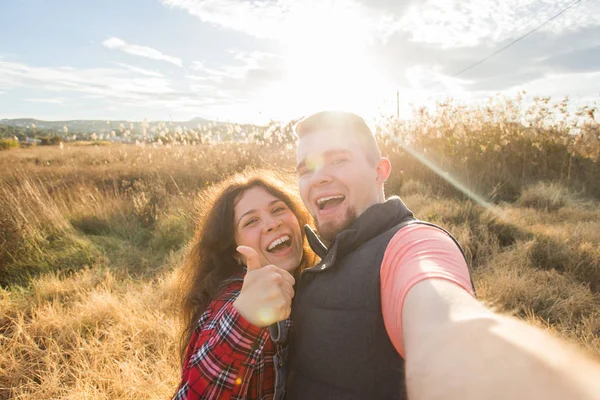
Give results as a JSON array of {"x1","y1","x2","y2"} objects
[{"x1": 267, "y1": 235, "x2": 290, "y2": 252}]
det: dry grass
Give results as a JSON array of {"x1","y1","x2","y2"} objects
[
  {"x1": 517, "y1": 181, "x2": 575, "y2": 211},
  {"x1": 1, "y1": 266, "x2": 181, "y2": 399},
  {"x1": 1, "y1": 123, "x2": 600, "y2": 398}
]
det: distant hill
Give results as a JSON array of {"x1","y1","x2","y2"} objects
[
  {"x1": 188, "y1": 117, "x2": 214, "y2": 124},
  {"x1": 0, "y1": 117, "x2": 224, "y2": 133}
]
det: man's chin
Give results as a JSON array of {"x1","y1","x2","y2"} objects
[
  {"x1": 316, "y1": 223, "x2": 339, "y2": 246},
  {"x1": 317, "y1": 214, "x2": 357, "y2": 246}
]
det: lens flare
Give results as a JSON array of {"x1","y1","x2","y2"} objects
[
  {"x1": 305, "y1": 153, "x2": 324, "y2": 174},
  {"x1": 257, "y1": 308, "x2": 276, "y2": 326},
  {"x1": 391, "y1": 136, "x2": 509, "y2": 221}
]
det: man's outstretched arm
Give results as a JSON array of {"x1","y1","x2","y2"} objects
[{"x1": 402, "y1": 278, "x2": 600, "y2": 400}]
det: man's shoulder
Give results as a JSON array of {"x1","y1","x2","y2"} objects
[{"x1": 385, "y1": 221, "x2": 461, "y2": 257}]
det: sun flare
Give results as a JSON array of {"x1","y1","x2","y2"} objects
[{"x1": 261, "y1": 2, "x2": 393, "y2": 121}]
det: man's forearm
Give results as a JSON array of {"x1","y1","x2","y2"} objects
[{"x1": 403, "y1": 280, "x2": 600, "y2": 400}]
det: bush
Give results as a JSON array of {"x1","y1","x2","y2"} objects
[
  {"x1": 39, "y1": 136, "x2": 62, "y2": 146},
  {"x1": 149, "y1": 212, "x2": 193, "y2": 254},
  {"x1": 518, "y1": 182, "x2": 572, "y2": 212},
  {"x1": 0, "y1": 139, "x2": 19, "y2": 150},
  {"x1": 0, "y1": 175, "x2": 99, "y2": 286},
  {"x1": 399, "y1": 179, "x2": 431, "y2": 197},
  {"x1": 527, "y1": 234, "x2": 600, "y2": 293}
]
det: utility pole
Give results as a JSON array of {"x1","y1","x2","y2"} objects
[{"x1": 396, "y1": 90, "x2": 400, "y2": 119}]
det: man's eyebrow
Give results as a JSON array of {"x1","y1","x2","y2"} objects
[
  {"x1": 296, "y1": 149, "x2": 351, "y2": 172},
  {"x1": 236, "y1": 199, "x2": 282, "y2": 226},
  {"x1": 325, "y1": 149, "x2": 351, "y2": 157}
]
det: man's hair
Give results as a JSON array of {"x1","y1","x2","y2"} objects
[{"x1": 294, "y1": 110, "x2": 381, "y2": 164}]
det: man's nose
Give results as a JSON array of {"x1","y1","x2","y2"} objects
[{"x1": 310, "y1": 165, "x2": 331, "y2": 187}]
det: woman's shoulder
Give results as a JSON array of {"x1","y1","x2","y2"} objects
[
  {"x1": 196, "y1": 273, "x2": 246, "y2": 329},
  {"x1": 212, "y1": 272, "x2": 245, "y2": 302}
]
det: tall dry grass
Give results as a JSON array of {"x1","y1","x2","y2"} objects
[
  {"x1": 379, "y1": 94, "x2": 600, "y2": 200},
  {"x1": 1, "y1": 96, "x2": 599, "y2": 398},
  {"x1": 1, "y1": 266, "x2": 181, "y2": 399}
]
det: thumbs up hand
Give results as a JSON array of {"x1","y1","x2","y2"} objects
[
  {"x1": 237, "y1": 245, "x2": 263, "y2": 272},
  {"x1": 233, "y1": 246, "x2": 295, "y2": 327}
]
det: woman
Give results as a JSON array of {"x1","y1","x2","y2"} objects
[{"x1": 173, "y1": 168, "x2": 315, "y2": 400}]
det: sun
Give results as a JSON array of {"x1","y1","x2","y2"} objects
[{"x1": 260, "y1": 2, "x2": 393, "y2": 121}]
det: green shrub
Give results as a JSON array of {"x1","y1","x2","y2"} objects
[
  {"x1": 0, "y1": 139, "x2": 19, "y2": 150},
  {"x1": 71, "y1": 215, "x2": 112, "y2": 235},
  {"x1": 149, "y1": 212, "x2": 193, "y2": 254},
  {"x1": 39, "y1": 136, "x2": 62, "y2": 146}
]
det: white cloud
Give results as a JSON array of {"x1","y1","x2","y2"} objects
[
  {"x1": 0, "y1": 57, "x2": 273, "y2": 122},
  {"x1": 405, "y1": 65, "x2": 471, "y2": 94},
  {"x1": 25, "y1": 97, "x2": 65, "y2": 104},
  {"x1": 190, "y1": 51, "x2": 283, "y2": 84},
  {"x1": 398, "y1": 65, "x2": 600, "y2": 111},
  {"x1": 161, "y1": 0, "x2": 288, "y2": 39},
  {"x1": 502, "y1": 70, "x2": 600, "y2": 101},
  {"x1": 160, "y1": 0, "x2": 600, "y2": 51},
  {"x1": 160, "y1": 0, "x2": 394, "y2": 44},
  {"x1": 0, "y1": 59, "x2": 177, "y2": 103},
  {"x1": 102, "y1": 37, "x2": 183, "y2": 66},
  {"x1": 115, "y1": 63, "x2": 164, "y2": 77},
  {"x1": 398, "y1": 0, "x2": 600, "y2": 48}
]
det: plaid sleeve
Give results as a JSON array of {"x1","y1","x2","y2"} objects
[{"x1": 174, "y1": 281, "x2": 270, "y2": 400}]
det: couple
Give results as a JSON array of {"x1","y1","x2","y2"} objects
[{"x1": 174, "y1": 111, "x2": 600, "y2": 400}]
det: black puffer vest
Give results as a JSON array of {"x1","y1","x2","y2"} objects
[{"x1": 285, "y1": 197, "x2": 471, "y2": 400}]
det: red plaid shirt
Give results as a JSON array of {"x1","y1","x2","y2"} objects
[{"x1": 174, "y1": 276, "x2": 277, "y2": 400}]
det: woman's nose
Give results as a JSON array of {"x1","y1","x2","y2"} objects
[{"x1": 264, "y1": 217, "x2": 282, "y2": 232}]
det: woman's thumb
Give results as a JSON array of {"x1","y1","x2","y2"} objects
[{"x1": 236, "y1": 246, "x2": 262, "y2": 271}]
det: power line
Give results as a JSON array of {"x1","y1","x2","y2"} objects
[
  {"x1": 395, "y1": 0, "x2": 586, "y2": 114},
  {"x1": 449, "y1": 0, "x2": 585, "y2": 79}
]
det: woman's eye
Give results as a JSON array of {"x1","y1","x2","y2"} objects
[
  {"x1": 273, "y1": 207, "x2": 284, "y2": 213},
  {"x1": 244, "y1": 218, "x2": 257, "y2": 227}
]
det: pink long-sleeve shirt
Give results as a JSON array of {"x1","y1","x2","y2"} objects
[{"x1": 380, "y1": 224, "x2": 476, "y2": 358}]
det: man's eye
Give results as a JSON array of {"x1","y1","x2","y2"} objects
[
  {"x1": 302, "y1": 166, "x2": 317, "y2": 175},
  {"x1": 332, "y1": 158, "x2": 347, "y2": 165}
]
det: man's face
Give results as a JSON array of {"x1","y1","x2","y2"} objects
[{"x1": 296, "y1": 129, "x2": 383, "y2": 244}]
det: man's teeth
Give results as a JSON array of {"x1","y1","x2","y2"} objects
[
  {"x1": 267, "y1": 235, "x2": 290, "y2": 251},
  {"x1": 317, "y1": 195, "x2": 344, "y2": 206},
  {"x1": 317, "y1": 195, "x2": 345, "y2": 209}
]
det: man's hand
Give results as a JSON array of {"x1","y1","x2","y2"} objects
[{"x1": 233, "y1": 246, "x2": 295, "y2": 327}]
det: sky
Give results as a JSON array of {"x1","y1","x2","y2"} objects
[{"x1": 0, "y1": 0, "x2": 599, "y2": 124}]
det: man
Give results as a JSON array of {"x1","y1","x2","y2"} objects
[{"x1": 285, "y1": 111, "x2": 600, "y2": 400}]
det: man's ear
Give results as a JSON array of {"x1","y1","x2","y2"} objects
[{"x1": 375, "y1": 157, "x2": 392, "y2": 184}]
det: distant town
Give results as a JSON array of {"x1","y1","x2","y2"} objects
[{"x1": 0, "y1": 117, "x2": 299, "y2": 150}]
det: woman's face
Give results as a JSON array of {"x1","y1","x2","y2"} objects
[{"x1": 233, "y1": 186, "x2": 303, "y2": 272}]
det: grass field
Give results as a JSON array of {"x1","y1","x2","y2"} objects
[{"x1": 1, "y1": 101, "x2": 600, "y2": 398}]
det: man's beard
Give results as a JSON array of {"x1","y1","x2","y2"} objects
[{"x1": 315, "y1": 208, "x2": 358, "y2": 246}]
